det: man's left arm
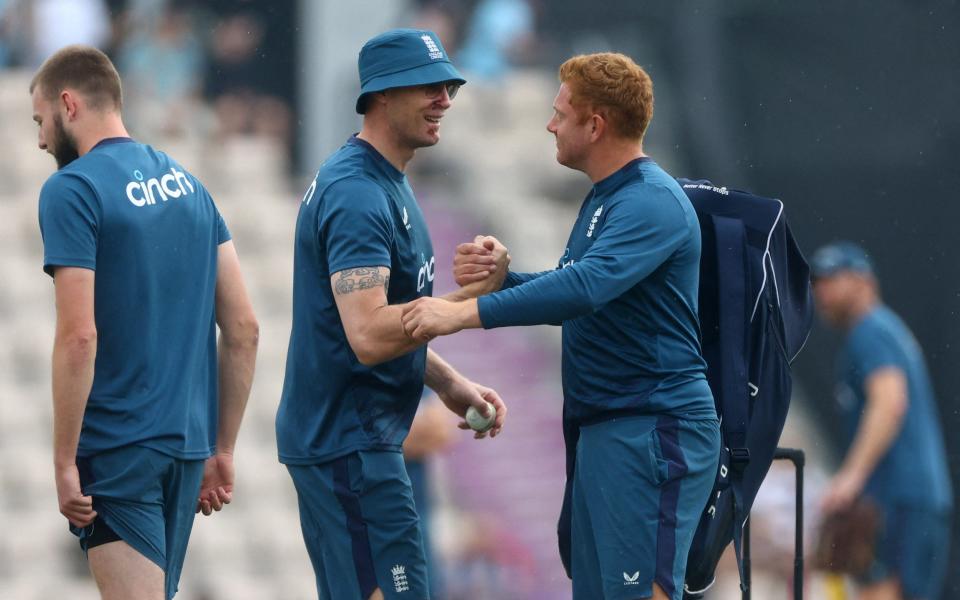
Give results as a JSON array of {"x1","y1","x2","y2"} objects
[
  {"x1": 821, "y1": 367, "x2": 908, "y2": 513},
  {"x1": 424, "y1": 349, "x2": 507, "y2": 438},
  {"x1": 197, "y1": 240, "x2": 260, "y2": 516},
  {"x1": 401, "y1": 188, "x2": 687, "y2": 337},
  {"x1": 51, "y1": 267, "x2": 98, "y2": 528}
]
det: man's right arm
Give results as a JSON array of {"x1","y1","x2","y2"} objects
[
  {"x1": 821, "y1": 366, "x2": 908, "y2": 513},
  {"x1": 51, "y1": 267, "x2": 98, "y2": 528},
  {"x1": 332, "y1": 266, "x2": 427, "y2": 364},
  {"x1": 39, "y1": 175, "x2": 101, "y2": 527}
]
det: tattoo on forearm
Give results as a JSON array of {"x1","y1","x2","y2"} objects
[{"x1": 334, "y1": 267, "x2": 388, "y2": 295}]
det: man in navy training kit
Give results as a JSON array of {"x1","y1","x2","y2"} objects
[
  {"x1": 32, "y1": 46, "x2": 259, "y2": 599},
  {"x1": 812, "y1": 242, "x2": 952, "y2": 600},
  {"x1": 276, "y1": 29, "x2": 507, "y2": 600},
  {"x1": 401, "y1": 52, "x2": 721, "y2": 600}
]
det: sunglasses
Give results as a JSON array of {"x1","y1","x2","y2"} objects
[{"x1": 421, "y1": 82, "x2": 461, "y2": 101}]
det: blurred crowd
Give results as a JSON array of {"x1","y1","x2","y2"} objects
[
  {"x1": 0, "y1": 0, "x2": 542, "y2": 166},
  {"x1": 0, "y1": 0, "x2": 296, "y2": 144}
]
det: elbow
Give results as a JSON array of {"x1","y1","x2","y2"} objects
[
  {"x1": 350, "y1": 331, "x2": 392, "y2": 367},
  {"x1": 356, "y1": 353, "x2": 379, "y2": 367},
  {"x1": 57, "y1": 326, "x2": 98, "y2": 362},
  {"x1": 576, "y1": 292, "x2": 605, "y2": 316},
  {"x1": 222, "y1": 315, "x2": 260, "y2": 350},
  {"x1": 564, "y1": 284, "x2": 605, "y2": 316},
  {"x1": 353, "y1": 340, "x2": 383, "y2": 367},
  {"x1": 890, "y1": 393, "x2": 909, "y2": 423}
]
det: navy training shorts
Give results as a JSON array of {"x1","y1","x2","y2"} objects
[
  {"x1": 571, "y1": 415, "x2": 720, "y2": 600},
  {"x1": 859, "y1": 502, "x2": 952, "y2": 599},
  {"x1": 72, "y1": 445, "x2": 205, "y2": 600},
  {"x1": 287, "y1": 450, "x2": 430, "y2": 600}
]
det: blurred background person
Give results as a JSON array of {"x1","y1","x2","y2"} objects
[
  {"x1": 403, "y1": 396, "x2": 456, "y2": 598},
  {"x1": 202, "y1": 2, "x2": 294, "y2": 146},
  {"x1": 114, "y1": 1, "x2": 204, "y2": 138},
  {"x1": 28, "y1": 0, "x2": 111, "y2": 67},
  {"x1": 457, "y1": 0, "x2": 535, "y2": 84},
  {"x1": 812, "y1": 242, "x2": 952, "y2": 600}
]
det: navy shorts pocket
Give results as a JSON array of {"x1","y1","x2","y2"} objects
[{"x1": 649, "y1": 420, "x2": 690, "y2": 487}]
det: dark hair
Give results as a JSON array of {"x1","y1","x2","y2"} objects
[{"x1": 30, "y1": 45, "x2": 122, "y2": 111}]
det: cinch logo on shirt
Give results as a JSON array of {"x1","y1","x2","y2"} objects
[
  {"x1": 125, "y1": 168, "x2": 195, "y2": 207},
  {"x1": 421, "y1": 35, "x2": 443, "y2": 60},
  {"x1": 417, "y1": 255, "x2": 435, "y2": 292}
]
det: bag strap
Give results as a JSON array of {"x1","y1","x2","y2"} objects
[{"x1": 712, "y1": 215, "x2": 751, "y2": 591}]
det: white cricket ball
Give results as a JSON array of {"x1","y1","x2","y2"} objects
[{"x1": 465, "y1": 401, "x2": 495, "y2": 433}]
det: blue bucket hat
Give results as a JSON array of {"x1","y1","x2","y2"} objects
[
  {"x1": 356, "y1": 28, "x2": 466, "y2": 114},
  {"x1": 810, "y1": 241, "x2": 875, "y2": 279}
]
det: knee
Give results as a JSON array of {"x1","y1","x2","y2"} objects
[
  {"x1": 650, "y1": 581, "x2": 671, "y2": 600},
  {"x1": 367, "y1": 588, "x2": 385, "y2": 600}
]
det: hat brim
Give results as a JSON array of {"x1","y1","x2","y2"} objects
[
  {"x1": 810, "y1": 264, "x2": 873, "y2": 280},
  {"x1": 356, "y1": 61, "x2": 466, "y2": 113},
  {"x1": 809, "y1": 266, "x2": 841, "y2": 280}
]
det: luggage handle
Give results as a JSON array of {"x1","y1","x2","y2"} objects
[{"x1": 742, "y1": 447, "x2": 805, "y2": 600}]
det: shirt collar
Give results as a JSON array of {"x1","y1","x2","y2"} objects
[
  {"x1": 593, "y1": 157, "x2": 651, "y2": 195},
  {"x1": 347, "y1": 135, "x2": 405, "y2": 182},
  {"x1": 90, "y1": 137, "x2": 135, "y2": 151}
]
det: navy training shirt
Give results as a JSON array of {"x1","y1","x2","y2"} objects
[
  {"x1": 836, "y1": 305, "x2": 953, "y2": 510},
  {"x1": 478, "y1": 158, "x2": 715, "y2": 423},
  {"x1": 277, "y1": 137, "x2": 435, "y2": 465},
  {"x1": 38, "y1": 137, "x2": 230, "y2": 459}
]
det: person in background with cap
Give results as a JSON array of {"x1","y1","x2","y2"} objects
[
  {"x1": 812, "y1": 241, "x2": 952, "y2": 600},
  {"x1": 275, "y1": 29, "x2": 507, "y2": 600}
]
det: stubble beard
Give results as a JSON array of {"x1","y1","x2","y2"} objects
[{"x1": 52, "y1": 113, "x2": 80, "y2": 169}]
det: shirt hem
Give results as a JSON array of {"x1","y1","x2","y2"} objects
[
  {"x1": 327, "y1": 260, "x2": 392, "y2": 277},
  {"x1": 77, "y1": 441, "x2": 213, "y2": 461},
  {"x1": 43, "y1": 258, "x2": 96, "y2": 277},
  {"x1": 278, "y1": 443, "x2": 403, "y2": 466}
]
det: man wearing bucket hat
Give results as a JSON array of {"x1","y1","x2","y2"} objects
[
  {"x1": 811, "y1": 241, "x2": 952, "y2": 600},
  {"x1": 276, "y1": 29, "x2": 507, "y2": 600}
]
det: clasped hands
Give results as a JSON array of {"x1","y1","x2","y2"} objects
[{"x1": 401, "y1": 236, "x2": 509, "y2": 341}]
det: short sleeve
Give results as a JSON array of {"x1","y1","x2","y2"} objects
[
  {"x1": 848, "y1": 323, "x2": 903, "y2": 380},
  {"x1": 38, "y1": 173, "x2": 100, "y2": 277},
  {"x1": 216, "y1": 207, "x2": 232, "y2": 244},
  {"x1": 319, "y1": 177, "x2": 394, "y2": 274}
]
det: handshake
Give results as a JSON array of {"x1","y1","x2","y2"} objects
[{"x1": 401, "y1": 235, "x2": 510, "y2": 341}]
